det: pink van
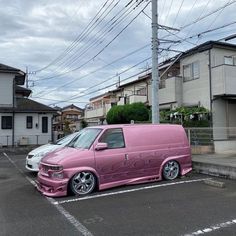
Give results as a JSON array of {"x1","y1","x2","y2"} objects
[{"x1": 37, "y1": 124, "x2": 192, "y2": 197}]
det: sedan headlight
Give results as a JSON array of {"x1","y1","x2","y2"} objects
[{"x1": 34, "y1": 152, "x2": 48, "y2": 158}]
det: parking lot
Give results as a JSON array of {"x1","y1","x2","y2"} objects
[{"x1": 1, "y1": 153, "x2": 236, "y2": 236}]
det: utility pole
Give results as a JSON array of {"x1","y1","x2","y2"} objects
[
  {"x1": 26, "y1": 66, "x2": 29, "y2": 88},
  {"x1": 151, "y1": 0, "x2": 159, "y2": 123}
]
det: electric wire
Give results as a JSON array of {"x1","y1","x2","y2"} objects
[
  {"x1": 33, "y1": 1, "x2": 151, "y2": 97},
  {"x1": 49, "y1": 0, "x2": 143, "y2": 78},
  {"x1": 32, "y1": 0, "x2": 114, "y2": 73}
]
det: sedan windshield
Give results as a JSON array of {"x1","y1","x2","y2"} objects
[
  {"x1": 56, "y1": 131, "x2": 81, "y2": 145},
  {"x1": 68, "y1": 128, "x2": 102, "y2": 149}
]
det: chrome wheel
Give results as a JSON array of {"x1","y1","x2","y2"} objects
[
  {"x1": 162, "y1": 161, "x2": 179, "y2": 180},
  {"x1": 70, "y1": 171, "x2": 96, "y2": 195}
]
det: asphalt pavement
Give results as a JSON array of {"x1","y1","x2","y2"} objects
[{"x1": 1, "y1": 153, "x2": 236, "y2": 236}]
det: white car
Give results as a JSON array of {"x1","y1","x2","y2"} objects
[{"x1": 25, "y1": 132, "x2": 80, "y2": 172}]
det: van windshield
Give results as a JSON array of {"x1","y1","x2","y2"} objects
[{"x1": 68, "y1": 128, "x2": 102, "y2": 149}]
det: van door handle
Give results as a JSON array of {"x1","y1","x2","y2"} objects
[{"x1": 125, "y1": 154, "x2": 129, "y2": 161}]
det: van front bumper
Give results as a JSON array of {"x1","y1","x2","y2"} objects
[{"x1": 37, "y1": 173, "x2": 69, "y2": 197}]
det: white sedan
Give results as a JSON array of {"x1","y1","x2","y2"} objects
[{"x1": 25, "y1": 132, "x2": 80, "y2": 172}]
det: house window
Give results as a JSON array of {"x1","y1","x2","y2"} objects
[
  {"x1": 183, "y1": 61, "x2": 200, "y2": 82},
  {"x1": 136, "y1": 87, "x2": 146, "y2": 95},
  {"x1": 2, "y1": 116, "x2": 13, "y2": 129},
  {"x1": 159, "y1": 79, "x2": 166, "y2": 89},
  {"x1": 224, "y1": 56, "x2": 236, "y2": 65},
  {"x1": 42, "y1": 117, "x2": 48, "y2": 133},
  {"x1": 26, "y1": 116, "x2": 33, "y2": 129}
]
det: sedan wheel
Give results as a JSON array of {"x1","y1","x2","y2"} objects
[
  {"x1": 162, "y1": 161, "x2": 179, "y2": 180},
  {"x1": 70, "y1": 171, "x2": 96, "y2": 195}
]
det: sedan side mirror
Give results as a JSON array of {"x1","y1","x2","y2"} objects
[{"x1": 95, "y1": 142, "x2": 108, "y2": 151}]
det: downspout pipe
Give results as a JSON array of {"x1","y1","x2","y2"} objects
[
  {"x1": 12, "y1": 79, "x2": 15, "y2": 147},
  {"x1": 208, "y1": 49, "x2": 213, "y2": 127}
]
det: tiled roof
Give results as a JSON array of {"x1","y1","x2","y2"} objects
[
  {"x1": 0, "y1": 63, "x2": 26, "y2": 85},
  {"x1": 0, "y1": 98, "x2": 57, "y2": 113},
  {"x1": 62, "y1": 104, "x2": 83, "y2": 111},
  {"x1": 0, "y1": 63, "x2": 20, "y2": 72},
  {"x1": 15, "y1": 86, "x2": 32, "y2": 97}
]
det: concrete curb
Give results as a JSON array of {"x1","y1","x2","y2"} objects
[
  {"x1": 193, "y1": 161, "x2": 236, "y2": 180},
  {"x1": 203, "y1": 179, "x2": 225, "y2": 188}
]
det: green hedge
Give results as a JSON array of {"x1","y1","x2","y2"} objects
[{"x1": 106, "y1": 102, "x2": 149, "y2": 124}]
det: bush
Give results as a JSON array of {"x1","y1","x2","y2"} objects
[{"x1": 106, "y1": 102, "x2": 149, "y2": 124}]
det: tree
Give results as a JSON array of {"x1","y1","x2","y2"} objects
[
  {"x1": 80, "y1": 119, "x2": 88, "y2": 129},
  {"x1": 63, "y1": 120, "x2": 71, "y2": 135},
  {"x1": 106, "y1": 102, "x2": 149, "y2": 124}
]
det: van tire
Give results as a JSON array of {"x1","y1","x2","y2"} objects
[
  {"x1": 162, "y1": 160, "x2": 180, "y2": 180},
  {"x1": 70, "y1": 171, "x2": 96, "y2": 196}
]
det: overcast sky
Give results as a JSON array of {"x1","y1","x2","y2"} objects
[{"x1": 1, "y1": 0, "x2": 236, "y2": 108}]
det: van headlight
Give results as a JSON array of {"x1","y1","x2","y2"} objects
[{"x1": 51, "y1": 172, "x2": 64, "y2": 179}]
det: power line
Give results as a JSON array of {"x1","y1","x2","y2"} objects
[
  {"x1": 33, "y1": 0, "x2": 145, "y2": 78},
  {"x1": 171, "y1": 0, "x2": 185, "y2": 27},
  {"x1": 185, "y1": 0, "x2": 212, "y2": 38},
  {"x1": 163, "y1": 0, "x2": 174, "y2": 25},
  {"x1": 48, "y1": 0, "x2": 143, "y2": 78},
  {"x1": 33, "y1": 46, "x2": 182, "y2": 105},
  {"x1": 160, "y1": 0, "x2": 236, "y2": 46},
  {"x1": 32, "y1": 0, "x2": 114, "y2": 73},
  {"x1": 33, "y1": 0, "x2": 145, "y2": 81},
  {"x1": 34, "y1": 44, "x2": 150, "y2": 82},
  {"x1": 203, "y1": 0, "x2": 232, "y2": 34},
  {"x1": 33, "y1": 1, "x2": 151, "y2": 97},
  {"x1": 181, "y1": 0, "x2": 236, "y2": 30}
]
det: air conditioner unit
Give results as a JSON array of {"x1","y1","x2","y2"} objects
[{"x1": 19, "y1": 137, "x2": 29, "y2": 145}]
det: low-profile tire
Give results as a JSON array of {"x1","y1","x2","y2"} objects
[
  {"x1": 70, "y1": 171, "x2": 96, "y2": 196},
  {"x1": 162, "y1": 160, "x2": 180, "y2": 180}
]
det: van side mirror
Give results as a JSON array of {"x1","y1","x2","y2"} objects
[{"x1": 95, "y1": 142, "x2": 108, "y2": 151}]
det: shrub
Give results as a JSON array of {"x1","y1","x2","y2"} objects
[{"x1": 106, "y1": 102, "x2": 149, "y2": 124}]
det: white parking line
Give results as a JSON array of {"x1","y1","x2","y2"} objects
[
  {"x1": 184, "y1": 219, "x2": 236, "y2": 235},
  {"x1": 54, "y1": 178, "x2": 211, "y2": 205},
  {"x1": 3, "y1": 152, "x2": 94, "y2": 236}
]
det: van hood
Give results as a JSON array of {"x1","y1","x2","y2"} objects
[{"x1": 41, "y1": 147, "x2": 89, "y2": 165}]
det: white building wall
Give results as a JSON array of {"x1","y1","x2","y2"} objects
[
  {"x1": 180, "y1": 51, "x2": 211, "y2": 109},
  {"x1": 0, "y1": 113, "x2": 53, "y2": 146},
  {"x1": 211, "y1": 65, "x2": 236, "y2": 96},
  {"x1": 0, "y1": 73, "x2": 14, "y2": 107},
  {"x1": 211, "y1": 47, "x2": 236, "y2": 67},
  {"x1": 14, "y1": 113, "x2": 53, "y2": 145}
]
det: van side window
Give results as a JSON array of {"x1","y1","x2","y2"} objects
[{"x1": 99, "y1": 128, "x2": 125, "y2": 149}]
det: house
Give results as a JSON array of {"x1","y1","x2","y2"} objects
[
  {"x1": 53, "y1": 104, "x2": 84, "y2": 132},
  {"x1": 84, "y1": 41, "x2": 236, "y2": 152},
  {"x1": 0, "y1": 63, "x2": 56, "y2": 146},
  {"x1": 85, "y1": 92, "x2": 116, "y2": 125}
]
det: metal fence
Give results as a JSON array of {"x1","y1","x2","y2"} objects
[
  {"x1": 185, "y1": 127, "x2": 236, "y2": 144},
  {"x1": 1, "y1": 127, "x2": 236, "y2": 153},
  {"x1": 185, "y1": 127, "x2": 236, "y2": 154},
  {"x1": 0, "y1": 135, "x2": 52, "y2": 147}
]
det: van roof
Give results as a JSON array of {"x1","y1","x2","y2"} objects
[{"x1": 87, "y1": 124, "x2": 183, "y2": 129}]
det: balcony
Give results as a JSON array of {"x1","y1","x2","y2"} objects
[
  {"x1": 159, "y1": 76, "x2": 182, "y2": 105},
  {"x1": 85, "y1": 104, "x2": 112, "y2": 119},
  {"x1": 129, "y1": 94, "x2": 147, "y2": 104},
  {"x1": 212, "y1": 65, "x2": 236, "y2": 96}
]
